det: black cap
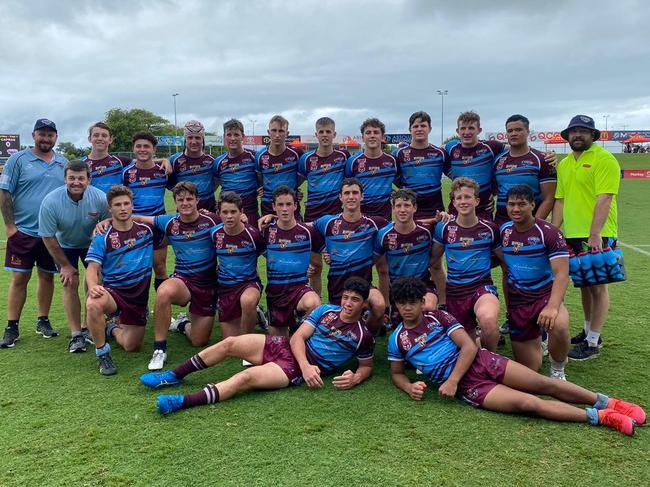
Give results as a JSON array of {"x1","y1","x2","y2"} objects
[
  {"x1": 560, "y1": 115, "x2": 600, "y2": 141},
  {"x1": 33, "y1": 118, "x2": 57, "y2": 132}
]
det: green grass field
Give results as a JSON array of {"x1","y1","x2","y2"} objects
[{"x1": 1, "y1": 153, "x2": 649, "y2": 486}]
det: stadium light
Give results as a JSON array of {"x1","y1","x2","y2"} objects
[
  {"x1": 437, "y1": 90, "x2": 448, "y2": 145},
  {"x1": 602, "y1": 114, "x2": 609, "y2": 147},
  {"x1": 249, "y1": 119, "x2": 257, "y2": 149},
  {"x1": 172, "y1": 93, "x2": 180, "y2": 152}
]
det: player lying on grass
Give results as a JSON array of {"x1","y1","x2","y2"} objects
[
  {"x1": 387, "y1": 276, "x2": 645, "y2": 436},
  {"x1": 140, "y1": 277, "x2": 375, "y2": 414}
]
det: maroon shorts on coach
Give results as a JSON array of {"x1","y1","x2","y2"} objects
[{"x1": 4, "y1": 230, "x2": 56, "y2": 273}]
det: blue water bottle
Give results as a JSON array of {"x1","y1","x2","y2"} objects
[
  {"x1": 590, "y1": 250, "x2": 608, "y2": 284},
  {"x1": 568, "y1": 250, "x2": 584, "y2": 287},
  {"x1": 612, "y1": 248, "x2": 626, "y2": 282},
  {"x1": 579, "y1": 251, "x2": 596, "y2": 286}
]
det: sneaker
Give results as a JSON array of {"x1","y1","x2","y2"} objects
[
  {"x1": 568, "y1": 340, "x2": 600, "y2": 361},
  {"x1": 140, "y1": 370, "x2": 182, "y2": 389},
  {"x1": 0, "y1": 327, "x2": 19, "y2": 348},
  {"x1": 608, "y1": 398, "x2": 646, "y2": 425},
  {"x1": 68, "y1": 335, "x2": 87, "y2": 353},
  {"x1": 598, "y1": 409, "x2": 635, "y2": 436},
  {"x1": 81, "y1": 327, "x2": 94, "y2": 345},
  {"x1": 571, "y1": 329, "x2": 603, "y2": 348},
  {"x1": 148, "y1": 349, "x2": 167, "y2": 371},
  {"x1": 256, "y1": 306, "x2": 269, "y2": 332},
  {"x1": 169, "y1": 313, "x2": 189, "y2": 333},
  {"x1": 157, "y1": 394, "x2": 184, "y2": 415},
  {"x1": 549, "y1": 368, "x2": 566, "y2": 381},
  {"x1": 98, "y1": 353, "x2": 117, "y2": 376},
  {"x1": 36, "y1": 319, "x2": 59, "y2": 338}
]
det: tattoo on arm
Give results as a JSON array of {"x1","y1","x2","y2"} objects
[{"x1": 0, "y1": 190, "x2": 15, "y2": 226}]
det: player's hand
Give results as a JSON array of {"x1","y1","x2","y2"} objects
[
  {"x1": 435, "y1": 211, "x2": 452, "y2": 223},
  {"x1": 544, "y1": 150, "x2": 557, "y2": 167},
  {"x1": 296, "y1": 189, "x2": 304, "y2": 202},
  {"x1": 88, "y1": 285, "x2": 107, "y2": 299},
  {"x1": 302, "y1": 364, "x2": 323, "y2": 388},
  {"x1": 322, "y1": 251, "x2": 332, "y2": 265},
  {"x1": 59, "y1": 265, "x2": 79, "y2": 287},
  {"x1": 257, "y1": 214, "x2": 275, "y2": 231},
  {"x1": 157, "y1": 158, "x2": 173, "y2": 175},
  {"x1": 537, "y1": 305, "x2": 558, "y2": 330},
  {"x1": 240, "y1": 213, "x2": 249, "y2": 224},
  {"x1": 409, "y1": 381, "x2": 427, "y2": 401},
  {"x1": 588, "y1": 234, "x2": 603, "y2": 252},
  {"x1": 94, "y1": 218, "x2": 112, "y2": 235},
  {"x1": 332, "y1": 370, "x2": 356, "y2": 390},
  {"x1": 5, "y1": 224, "x2": 18, "y2": 238},
  {"x1": 438, "y1": 379, "x2": 458, "y2": 398},
  {"x1": 307, "y1": 264, "x2": 316, "y2": 278}
]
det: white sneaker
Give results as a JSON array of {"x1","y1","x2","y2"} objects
[
  {"x1": 541, "y1": 336, "x2": 549, "y2": 357},
  {"x1": 549, "y1": 368, "x2": 566, "y2": 381},
  {"x1": 242, "y1": 359, "x2": 253, "y2": 367},
  {"x1": 148, "y1": 349, "x2": 167, "y2": 370},
  {"x1": 415, "y1": 369, "x2": 423, "y2": 375},
  {"x1": 169, "y1": 313, "x2": 189, "y2": 332}
]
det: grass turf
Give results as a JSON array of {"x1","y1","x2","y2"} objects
[{"x1": 0, "y1": 153, "x2": 649, "y2": 486}]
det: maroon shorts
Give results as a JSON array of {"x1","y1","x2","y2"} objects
[
  {"x1": 457, "y1": 348, "x2": 509, "y2": 407},
  {"x1": 507, "y1": 293, "x2": 549, "y2": 342},
  {"x1": 262, "y1": 335, "x2": 303, "y2": 385},
  {"x1": 267, "y1": 284, "x2": 314, "y2": 328},
  {"x1": 106, "y1": 283, "x2": 150, "y2": 327},
  {"x1": 4, "y1": 230, "x2": 56, "y2": 273},
  {"x1": 446, "y1": 285, "x2": 498, "y2": 333},
  {"x1": 217, "y1": 280, "x2": 262, "y2": 322},
  {"x1": 172, "y1": 274, "x2": 217, "y2": 317}
]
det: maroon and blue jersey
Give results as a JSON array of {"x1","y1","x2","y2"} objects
[
  {"x1": 263, "y1": 221, "x2": 322, "y2": 295},
  {"x1": 394, "y1": 145, "x2": 446, "y2": 217},
  {"x1": 345, "y1": 152, "x2": 397, "y2": 220},
  {"x1": 168, "y1": 152, "x2": 217, "y2": 210},
  {"x1": 374, "y1": 222, "x2": 433, "y2": 284},
  {"x1": 154, "y1": 212, "x2": 221, "y2": 286},
  {"x1": 500, "y1": 218, "x2": 569, "y2": 299},
  {"x1": 121, "y1": 163, "x2": 168, "y2": 216},
  {"x1": 493, "y1": 148, "x2": 556, "y2": 222},
  {"x1": 433, "y1": 218, "x2": 500, "y2": 297},
  {"x1": 444, "y1": 140, "x2": 505, "y2": 216},
  {"x1": 83, "y1": 154, "x2": 131, "y2": 194},
  {"x1": 256, "y1": 146, "x2": 302, "y2": 214},
  {"x1": 314, "y1": 213, "x2": 386, "y2": 303},
  {"x1": 304, "y1": 305, "x2": 375, "y2": 374},
  {"x1": 212, "y1": 224, "x2": 265, "y2": 287},
  {"x1": 85, "y1": 221, "x2": 156, "y2": 290},
  {"x1": 214, "y1": 149, "x2": 258, "y2": 200},
  {"x1": 388, "y1": 311, "x2": 463, "y2": 384},
  {"x1": 298, "y1": 149, "x2": 349, "y2": 221}
]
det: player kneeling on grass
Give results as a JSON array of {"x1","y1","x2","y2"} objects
[
  {"x1": 139, "y1": 277, "x2": 375, "y2": 415},
  {"x1": 85, "y1": 186, "x2": 157, "y2": 375},
  {"x1": 387, "y1": 276, "x2": 645, "y2": 436}
]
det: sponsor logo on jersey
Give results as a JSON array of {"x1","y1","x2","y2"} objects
[
  {"x1": 279, "y1": 238, "x2": 291, "y2": 248},
  {"x1": 321, "y1": 311, "x2": 338, "y2": 325},
  {"x1": 478, "y1": 231, "x2": 492, "y2": 240},
  {"x1": 226, "y1": 243, "x2": 238, "y2": 254},
  {"x1": 124, "y1": 238, "x2": 136, "y2": 249},
  {"x1": 460, "y1": 237, "x2": 474, "y2": 248},
  {"x1": 527, "y1": 236, "x2": 541, "y2": 245},
  {"x1": 512, "y1": 241, "x2": 523, "y2": 253}
]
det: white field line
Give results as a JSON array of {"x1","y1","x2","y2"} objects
[{"x1": 618, "y1": 241, "x2": 650, "y2": 257}]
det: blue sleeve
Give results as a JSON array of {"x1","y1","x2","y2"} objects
[
  {"x1": 304, "y1": 305, "x2": 328, "y2": 328},
  {"x1": 433, "y1": 221, "x2": 445, "y2": 245},
  {"x1": 387, "y1": 329, "x2": 404, "y2": 361},
  {"x1": 374, "y1": 226, "x2": 386, "y2": 256},
  {"x1": 313, "y1": 215, "x2": 328, "y2": 236},
  {"x1": 298, "y1": 152, "x2": 308, "y2": 177},
  {"x1": 344, "y1": 155, "x2": 354, "y2": 177},
  {"x1": 85, "y1": 233, "x2": 107, "y2": 265},
  {"x1": 153, "y1": 214, "x2": 174, "y2": 232}
]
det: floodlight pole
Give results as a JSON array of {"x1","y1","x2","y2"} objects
[
  {"x1": 249, "y1": 119, "x2": 257, "y2": 150},
  {"x1": 602, "y1": 114, "x2": 609, "y2": 147},
  {"x1": 173, "y1": 93, "x2": 180, "y2": 152},
  {"x1": 437, "y1": 90, "x2": 448, "y2": 145}
]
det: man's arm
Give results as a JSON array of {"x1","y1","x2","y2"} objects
[
  {"x1": 331, "y1": 358, "x2": 373, "y2": 390},
  {"x1": 439, "y1": 328, "x2": 478, "y2": 398},
  {"x1": 390, "y1": 360, "x2": 428, "y2": 400},
  {"x1": 85, "y1": 262, "x2": 108, "y2": 299},
  {"x1": 0, "y1": 189, "x2": 17, "y2": 237},
  {"x1": 42, "y1": 237, "x2": 77, "y2": 286},
  {"x1": 538, "y1": 257, "x2": 569, "y2": 330},
  {"x1": 535, "y1": 182, "x2": 556, "y2": 221},
  {"x1": 551, "y1": 198, "x2": 564, "y2": 228},
  {"x1": 289, "y1": 322, "x2": 322, "y2": 388},
  {"x1": 588, "y1": 194, "x2": 614, "y2": 251}
]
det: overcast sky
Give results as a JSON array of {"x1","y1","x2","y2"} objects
[{"x1": 1, "y1": 0, "x2": 648, "y2": 147}]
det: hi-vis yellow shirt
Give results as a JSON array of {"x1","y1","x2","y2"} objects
[{"x1": 555, "y1": 144, "x2": 620, "y2": 238}]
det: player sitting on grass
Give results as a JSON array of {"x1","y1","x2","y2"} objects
[
  {"x1": 139, "y1": 277, "x2": 375, "y2": 415},
  {"x1": 387, "y1": 276, "x2": 645, "y2": 436}
]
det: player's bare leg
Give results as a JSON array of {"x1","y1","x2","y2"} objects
[
  {"x1": 219, "y1": 319, "x2": 242, "y2": 338},
  {"x1": 153, "y1": 247, "x2": 168, "y2": 281},
  {"x1": 309, "y1": 253, "x2": 323, "y2": 296},
  {"x1": 430, "y1": 262, "x2": 446, "y2": 306},
  {"x1": 423, "y1": 292, "x2": 438, "y2": 312},
  {"x1": 587, "y1": 284, "x2": 609, "y2": 334},
  {"x1": 547, "y1": 303, "x2": 570, "y2": 368},
  {"x1": 239, "y1": 287, "x2": 261, "y2": 334},
  {"x1": 511, "y1": 337, "x2": 543, "y2": 371},
  {"x1": 184, "y1": 314, "x2": 214, "y2": 347},
  {"x1": 86, "y1": 292, "x2": 117, "y2": 346},
  {"x1": 112, "y1": 324, "x2": 146, "y2": 352},
  {"x1": 153, "y1": 278, "x2": 191, "y2": 343},
  {"x1": 62, "y1": 274, "x2": 82, "y2": 333},
  {"x1": 475, "y1": 293, "x2": 500, "y2": 351},
  {"x1": 375, "y1": 256, "x2": 390, "y2": 304},
  {"x1": 366, "y1": 288, "x2": 386, "y2": 334},
  {"x1": 7, "y1": 271, "x2": 31, "y2": 321},
  {"x1": 213, "y1": 363, "x2": 290, "y2": 401},
  {"x1": 36, "y1": 269, "x2": 55, "y2": 318}
]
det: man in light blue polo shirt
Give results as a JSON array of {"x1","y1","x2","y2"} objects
[
  {"x1": 0, "y1": 119, "x2": 68, "y2": 348},
  {"x1": 39, "y1": 160, "x2": 110, "y2": 353}
]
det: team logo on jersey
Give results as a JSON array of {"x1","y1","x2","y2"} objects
[
  {"x1": 447, "y1": 225, "x2": 458, "y2": 243},
  {"x1": 512, "y1": 241, "x2": 523, "y2": 253},
  {"x1": 528, "y1": 236, "x2": 541, "y2": 245},
  {"x1": 170, "y1": 220, "x2": 180, "y2": 236},
  {"x1": 342, "y1": 230, "x2": 354, "y2": 240},
  {"x1": 279, "y1": 238, "x2": 291, "y2": 248},
  {"x1": 321, "y1": 312, "x2": 337, "y2": 325},
  {"x1": 261, "y1": 154, "x2": 270, "y2": 164},
  {"x1": 358, "y1": 161, "x2": 366, "y2": 173},
  {"x1": 460, "y1": 237, "x2": 474, "y2": 248},
  {"x1": 128, "y1": 171, "x2": 137, "y2": 183},
  {"x1": 502, "y1": 227, "x2": 513, "y2": 246},
  {"x1": 267, "y1": 227, "x2": 277, "y2": 244},
  {"x1": 183, "y1": 231, "x2": 195, "y2": 239},
  {"x1": 109, "y1": 233, "x2": 121, "y2": 249},
  {"x1": 321, "y1": 163, "x2": 332, "y2": 172},
  {"x1": 462, "y1": 156, "x2": 472, "y2": 165},
  {"x1": 226, "y1": 244, "x2": 238, "y2": 254},
  {"x1": 401, "y1": 242, "x2": 413, "y2": 254},
  {"x1": 215, "y1": 232, "x2": 225, "y2": 248},
  {"x1": 97, "y1": 166, "x2": 106, "y2": 175},
  {"x1": 228, "y1": 163, "x2": 239, "y2": 172},
  {"x1": 403, "y1": 149, "x2": 411, "y2": 158},
  {"x1": 124, "y1": 238, "x2": 136, "y2": 249},
  {"x1": 370, "y1": 166, "x2": 379, "y2": 175},
  {"x1": 465, "y1": 387, "x2": 480, "y2": 400},
  {"x1": 332, "y1": 219, "x2": 342, "y2": 235},
  {"x1": 413, "y1": 156, "x2": 423, "y2": 166},
  {"x1": 309, "y1": 159, "x2": 319, "y2": 171},
  {"x1": 387, "y1": 233, "x2": 398, "y2": 250},
  {"x1": 496, "y1": 158, "x2": 506, "y2": 170},
  {"x1": 399, "y1": 330, "x2": 412, "y2": 350},
  {"x1": 190, "y1": 165, "x2": 201, "y2": 174},
  {"x1": 140, "y1": 177, "x2": 150, "y2": 185},
  {"x1": 273, "y1": 163, "x2": 283, "y2": 172}
]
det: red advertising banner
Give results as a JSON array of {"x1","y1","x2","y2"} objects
[{"x1": 622, "y1": 169, "x2": 650, "y2": 179}]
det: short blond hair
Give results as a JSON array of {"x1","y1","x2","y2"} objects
[{"x1": 450, "y1": 177, "x2": 480, "y2": 199}]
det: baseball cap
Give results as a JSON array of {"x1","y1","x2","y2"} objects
[
  {"x1": 183, "y1": 120, "x2": 205, "y2": 137},
  {"x1": 33, "y1": 118, "x2": 57, "y2": 132},
  {"x1": 560, "y1": 115, "x2": 600, "y2": 141}
]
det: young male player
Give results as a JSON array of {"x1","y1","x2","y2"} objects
[
  {"x1": 387, "y1": 276, "x2": 644, "y2": 436},
  {"x1": 432, "y1": 178, "x2": 501, "y2": 351},
  {"x1": 298, "y1": 117, "x2": 350, "y2": 295},
  {"x1": 498, "y1": 185, "x2": 570, "y2": 378},
  {"x1": 38, "y1": 160, "x2": 110, "y2": 353},
  {"x1": 214, "y1": 119, "x2": 260, "y2": 226},
  {"x1": 140, "y1": 277, "x2": 375, "y2": 415},
  {"x1": 262, "y1": 186, "x2": 321, "y2": 336},
  {"x1": 85, "y1": 186, "x2": 157, "y2": 375},
  {"x1": 168, "y1": 120, "x2": 218, "y2": 212},
  {"x1": 256, "y1": 115, "x2": 303, "y2": 218},
  {"x1": 213, "y1": 192, "x2": 265, "y2": 337},
  {"x1": 493, "y1": 114, "x2": 556, "y2": 225},
  {"x1": 121, "y1": 132, "x2": 169, "y2": 288}
]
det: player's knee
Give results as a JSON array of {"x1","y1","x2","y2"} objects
[
  {"x1": 234, "y1": 369, "x2": 254, "y2": 388},
  {"x1": 240, "y1": 295, "x2": 259, "y2": 309},
  {"x1": 11, "y1": 273, "x2": 31, "y2": 288},
  {"x1": 155, "y1": 286, "x2": 174, "y2": 304},
  {"x1": 518, "y1": 395, "x2": 544, "y2": 414},
  {"x1": 302, "y1": 294, "x2": 321, "y2": 312},
  {"x1": 86, "y1": 298, "x2": 104, "y2": 315},
  {"x1": 122, "y1": 341, "x2": 142, "y2": 353},
  {"x1": 189, "y1": 334, "x2": 209, "y2": 347}
]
